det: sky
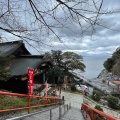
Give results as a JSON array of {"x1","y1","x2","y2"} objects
[
  {"x1": 0, "y1": 0, "x2": 119, "y2": 79},
  {"x1": 27, "y1": 0, "x2": 120, "y2": 57},
  {"x1": 0, "y1": 0, "x2": 120, "y2": 57}
]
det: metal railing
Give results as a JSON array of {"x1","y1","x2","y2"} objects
[
  {"x1": 6, "y1": 104, "x2": 71, "y2": 120},
  {"x1": 83, "y1": 96, "x2": 120, "y2": 119},
  {"x1": 0, "y1": 91, "x2": 61, "y2": 114},
  {"x1": 65, "y1": 100, "x2": 82, "y2": 109},
  {"x1": 81, "y1": 103, "x2": 119, "y2": 120}
]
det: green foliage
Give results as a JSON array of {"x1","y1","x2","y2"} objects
[
  {"x1": 102, "y1": 80, "x2": 106, "y2": 83},
  {"x1": 112, "y1": 60, "x2": 120, "y2": 76},
  {"x1": 103, "y1": 58, "x2": 114, "y2": 72},
  {"x1": 107, "y1": 96, "x2": 119, "y2": 109},
  {"x1": 0, "y1": 96, "x2": 53, "y2": 111},
  {"x1": 44, "y1": 50, "x2": 85, "y2": 84},
  {"x1": 62, "y1": 51, "x2": 86, "y2": 72},
  {"x1": 0, "y1": 56, "x2": 13, "y2": 81},
  {"x1": 44, "y1": 50, "x2": 62, "y2": 65},
  {"x1": 94, "y1": 104, "x2": 103, "y2": 112},
  {"x1": 94, "y1": 105, "x2": 105, "y2": 120},
  {"x1": 92, "y1": 90, "x2": 102, "y2": 101},
  {"x1": 112, "y1": 47, "x2": 120, "y2": 61},
  {"x1": 112, "y1": 47, "x2": 120, "y2": 77},
  {"x1": 70, "y1": 84, "x2": 76, "y2": 92},
  {"x1": 104, "y1": 47, "x2": 120, "y2": 76},
  {"x1": 44, "y1": 50, "x2": 64, "y2": 83}
]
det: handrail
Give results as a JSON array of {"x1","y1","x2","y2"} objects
[
  {"x1": 0, "y1": 91, "x2": 61, "y2": 114},
  {"x1": 6, "y1": 104, "x2": 70, "y2": 120},
  {"x1": 81, "y1": 103, "x2": 119, "y2": 120},
  {"x1": 0, "y1": 91, "x2": 60, "y2": 99},
  {"x1": 6, "y1": 105, "x2": 59, "y2": 120},
  {"x1": 83, "y1": 95, "x2": 120, "y2": 118}
]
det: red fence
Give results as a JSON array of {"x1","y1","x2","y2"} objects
[
  {"x1": 81, "y1": 103, "x2": 119, "y2": 120},
  {"x1": 0, "y1": 91, "x2": 61, "y2": 113}
]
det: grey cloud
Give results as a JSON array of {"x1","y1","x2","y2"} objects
[{"x1": 2, "y1": 0, "x2": 120, "y2": 57}]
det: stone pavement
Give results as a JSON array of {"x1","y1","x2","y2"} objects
[
  {"x1": 23, "y1": 106, "x2": 84, "y2": 120},
  {"x1": 60, "y1": 91, "x2": 83, "y2": 109},
  {"x1": 60, "y1": 91, "x2": 85, "y2": 120},
  {"x1": 23, "y1": 91, "x2": 85, "y2": 120}
]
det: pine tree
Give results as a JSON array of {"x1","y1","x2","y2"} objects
[{"x1": 0, "y1": 56, "x2": 12, "y2": 81}]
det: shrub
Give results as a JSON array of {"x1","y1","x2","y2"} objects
[
  {"x1": 107, "y1": 96, "x2": 119, "y2": 109},
  {"x1": 92, "y1": 90, "x2": 102, "y2": 101},
  {"x1": 94, "y1": 105, "x2": 106, "y2": 120},
  {"x1": 95, "y1": 104, "x2": 103, "y2": 112},
  {"x1": 102, "y1": 80, "x2": 106, "y2": 83},
  {"x1": 70, "y1": 84, "x2": 76, "y2": 92}
]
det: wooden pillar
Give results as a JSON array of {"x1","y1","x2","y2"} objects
[{"x1": 43, "y1": 73, "x2": 45, "y2": 83}]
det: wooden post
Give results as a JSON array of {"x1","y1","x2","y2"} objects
[
  {"x1": 2, "y1": 95, "x2": 4, "y2": 110},
  {"x1": 28, "y1": 95, "x2": 30, "y2": 113},
  {"x1": 91, "y1": 110, "x2": 95, "y2": 120}
]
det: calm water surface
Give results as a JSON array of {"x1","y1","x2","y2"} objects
[{"x1": 83, "y1": 56, "x2": 109, "y2": 79}]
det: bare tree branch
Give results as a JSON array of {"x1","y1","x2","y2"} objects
[{"x1": 0, "y1": 0, "x2": 119, "y2": 51}]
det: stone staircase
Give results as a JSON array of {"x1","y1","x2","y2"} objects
[
  {"x1": 23, "y1": 105, "x2": 84, "y2": 120},
  {"x1": 60, "y1": 107, "x2": 84, "y2": 120}
]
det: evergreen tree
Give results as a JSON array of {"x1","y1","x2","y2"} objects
[
  {"x1": 104, "y1": 47, "x2": 120, "y2": 76},
  {"x1": 0, "y1": 56, "x2": 12, "y2": 81},
  {"x1": 44, "y1": 50, "x2": 85, "y2": 83}
]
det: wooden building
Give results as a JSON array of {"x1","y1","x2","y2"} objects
[{"x1": 0, "y1": 40, "x2": 52, "y2": 94}]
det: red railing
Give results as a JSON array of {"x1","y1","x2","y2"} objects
[
  {"x1": 81, "y1": 103, "x2": 119, "y2": 120},
  {"x1": 0, "y1": 91, "x2": 61, "y2": 113}
]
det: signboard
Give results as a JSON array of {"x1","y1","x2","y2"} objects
[{"x1": 28, "y1": 68, "x2": 34, "y2": 95}]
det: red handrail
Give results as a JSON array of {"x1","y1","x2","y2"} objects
[
  {"x1": 0, "y1": 91, "x2": 61, "y2": 113},
  {"x1": 81, "y1": 103, "x2": 119, "y2": 120}
]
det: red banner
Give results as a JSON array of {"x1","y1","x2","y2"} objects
[{"x1": 28, "y1": 68, "x2": 34, "y2": 95}]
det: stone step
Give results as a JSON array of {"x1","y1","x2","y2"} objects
[
  {"x1": 23, "y1": 107, "x2": 84, "y2": 120},
  {"x1": 60, "y1": 107, "x2": 84, "y2": 120}
]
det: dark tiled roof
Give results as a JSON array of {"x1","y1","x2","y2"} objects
[
  {"x1": 0, "y1": 40, "x2": 30, "y2": 56},
  {"x1": 10, "y1": 56, "x2": 52, "y2": 76},
  {"x1": 10, "y1": 56, "x2": 43, "y2": 76},
  {"x1": 0, "y1": 41, "x2": 52, "y2": 76}
]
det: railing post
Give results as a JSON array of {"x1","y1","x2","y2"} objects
[
  {"x1": 59, "y1": 105, "x2": 61, "y2": 119},
  {"x1": 64, "y1": 104, "x2": 65, "y2": 113},
  {"x1": 86, "y1": 107, "x2": 88, "y2": 118},
  {"x1": 47, "y1": 98, "x2": 48, "y2": 107},
  {"x1": 62, "y1": 96, "x2": 64, "y2": 105},
  {"x1": 50, "y1": 109, "x2": 52, "y2": 120},
  {"x1": 2, "y1": 95, "x2": 4, "y2": 110},
  {"x1": 45, "y1": 97, "x2": 48, "y2": 107},
  {"x1": 69, "y1": 103, "x2": 71, "y2": 109},
  {"x1": 28, "y1": 95, "x2": 30, "y2": 113},
  {"x1": 91, "y1": 110, "x2": 95, "y2": 120}
]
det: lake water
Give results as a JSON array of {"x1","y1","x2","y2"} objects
[{"x1": 83, "y1": 56, "x2": 109, "y2": 79}]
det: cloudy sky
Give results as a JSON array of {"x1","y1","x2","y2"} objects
[
  {"x1": 1, "y1": 0, "x2": 120, "y2": 57},
  {"x1": 27, "y1": 0, "x2": 120, "y2": 57},
  {"x1": 0, "y1": 0, "x2": 119, "y2": 79}
]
